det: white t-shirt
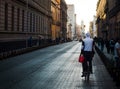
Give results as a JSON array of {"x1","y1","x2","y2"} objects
[
  {"x1": 114, "y1": 42, "x2": 120, "y2": 58},
  {"x1": 83, "y1": 37, "x2": 93, "y2": 51}
]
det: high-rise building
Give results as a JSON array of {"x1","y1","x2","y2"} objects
[{"x1": 67, "y1": 4, "x2": 76, "y2": 40}]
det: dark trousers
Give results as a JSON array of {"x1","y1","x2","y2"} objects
[{"x1": 82, "y1": 51, "x2": 93, "y2": 73}]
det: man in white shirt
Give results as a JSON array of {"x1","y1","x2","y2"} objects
[
  {"x1": 81, "y1": 33, "x2": 94, "y2": 77},
  {"x1": 114, "y1": 37, "x2": 120, "y2": 68}
]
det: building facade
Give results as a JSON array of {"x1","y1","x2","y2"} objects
[
  {"x1": 93, "y1": 15, "x2": 97, "y2": 37},
  {"x1": 51, "y1": 0, "x2": 60, "y2": 42},
  {"x1": 107, "y1": 0, "x2": 120, "y2": 39},
  {"x1": 89, "y1": 16, "x2": 97, "y2": 38},
  {"x1": 67, "y1": 4, "x2": 76, "y2": 40},
  {"x1": 51, "y1": 0, "x2": 67, "y2": 42},
  {"x1": 0, "y1": 0, "x2": 51, "y2": 41},
  {"x1": 96, "y1": 0, "x2": 107, "y2": 39},
  {"x1": 0, "y1": 0, "x2": 52, "y2": 55},
  {"x1": 96, "y1": 0, "x2": 120, "y2": 40},
  {"x1": 60, "y1": 0, "x2": 67, "y2": 41},
  {"x1": 67, "y1": 16, "x2": 72, "y2": 40}
]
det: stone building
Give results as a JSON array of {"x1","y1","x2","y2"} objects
[
  {"x1": 67, "y1": 16, "x2": 72, "y2": 40},
  {"x1": 96, "y1": 0, "x2": 120, "y2": 40},
  {"x1": 107, "y1": 0, "x2": 120, "y2": 39},
  {"x1": 89, "y1": 21, "x2": 94, "y2": 38},
  {"x1": 51, "y1": 0, "x2": 67, "y2": 42},
  {"x1": 60, "y1": 0, "x2": 67, "y2": 41},
  {"x1": 96, "y1": 0, "x2": 107, "y2": 39},
  {"x1": 67, "y1": 4, "x2": 76, "y2": 40},
  {"x1": 0, "y1": 0, "x2": 51, "y2": 54},
  {"x1": 51, "y1": 0, "x2": 61, "y2": 42}
]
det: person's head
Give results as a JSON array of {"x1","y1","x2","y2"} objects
[{"x1": 85, "y1": 32, "x2": 90, "y2": 38}]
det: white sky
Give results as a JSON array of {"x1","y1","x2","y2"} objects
[{"x1": 65, "y1": 0, "x2": 98, "y2": 31}]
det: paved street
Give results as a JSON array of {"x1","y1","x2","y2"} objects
[{"x1": 0, "y1": 41, "x2": 118, "y2": 89}]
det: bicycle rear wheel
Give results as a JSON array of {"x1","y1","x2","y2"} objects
[
  {"x1": 86, "y1": 72, "x2": 90, "y2": 81},
  {"x1": 84, "y1": 72, "x2": 90, "y2": 81}
]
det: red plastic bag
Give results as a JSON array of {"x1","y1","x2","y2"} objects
[{"x1": 79, "y1": 54, "x2": 84, "y2": 63}]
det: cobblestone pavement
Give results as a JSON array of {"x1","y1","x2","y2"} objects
[{"x1": 0, "y1": 42, "x2": 118, "y2": 89}]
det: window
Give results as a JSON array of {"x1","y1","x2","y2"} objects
[
  {"x1": 11, "y1": 6, "x2": 14, "y2": 31},
  {"x1": 17, "y1": 8, "x2": 20, "y2": 31},
  {"x1": 30, "y1": 13, "x2": 32, "y2": 32},
  {"x1": 22, "y1": 10, "x2": 24, "y2": 31},
  {"x1": 26, "y1": 11, "x2": 29, "y2": 32},
  {"x1": 39, "y1": 16, "x2": 40, "y2": 33},
  {"x1": 36, "y1": 15, "x2": 38, "y2": 32},
  {"x1": 5, "y1": 3, "x2": 8, "y2": 31},
  {"x1": 33, "y1": 14, "x2": 35, "y2": 32}
]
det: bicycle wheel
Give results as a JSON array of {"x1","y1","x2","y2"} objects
[
  {"x1": 86, "y1": 72, "x2": 90, "y2": 81},
  {"x1": 84, "y1": 66, "x2": 90, "y2": 81},
  {"x1": 84, "y1": 72, "x2": 90, "y2": 81}
]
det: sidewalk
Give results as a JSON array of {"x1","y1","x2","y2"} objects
[
  {"x1": 0, "y1": 42, "x2": 119, "y2": 89},
  {"x1": 96, "y1": 44, "x2": 114, "y2": 60},
  {"x1": 86, "y1": 47, "x2": 118, "y2": 89},
  {"x1": 95, "y1": 44, "x2": 120, "y2": 88}
]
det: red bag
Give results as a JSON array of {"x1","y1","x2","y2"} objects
[{"x1": 79, "y1": 54, "x2": 84, "y2": 63}]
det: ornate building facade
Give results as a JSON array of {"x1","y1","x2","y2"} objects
[
  {"x1": 60, "y1": 0, "x2": 67, "y2": 41},
  {"x1": 51, "y1": 0, "x2": 60, "y2": 42},
  {"x1": 96, "y1": 0, "x2": 120, "y2": 40},
  {"x1": 96, "y1": 0, "x2": 107, "y2": 39},
  {"x1": 0, "y1": 0, "x2": 52, "y2": 57},
  {"x1": 0, "y1": 0, "x2": 51, "y2": 41},
  {"x1": 51, "y1": 0, "x2": 67, "y2": 42},
  {"x1": 67, "y1": 4, "x2": 76, "y2": 40}
]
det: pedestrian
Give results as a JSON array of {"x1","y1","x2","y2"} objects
[
  {"x1": 113, "y1": 37, "x2": 120, "y2": 84},
  {"x1": 110, "y1": 38, "x2": 115, "y2": 54},
  {"x1": 81, "y1": 33, "x2": 94, "y2": 77},
  {"x1": 114, "y1": 37, "x2": 120, "y2": 68},
  {"x1": 105, "y1": 38, "x2": 110, "y2": 53},
  {"x1": 100, "y1": 38, "x2": 104, "y2": 51}
]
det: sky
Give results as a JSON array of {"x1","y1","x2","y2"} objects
[{"x1": 65, "y1": 0, "x2": 98, "y2": 31}]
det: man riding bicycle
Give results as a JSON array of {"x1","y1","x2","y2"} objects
[{"x1": 81, "y1": 33, "x2": 94, "y2": 77}]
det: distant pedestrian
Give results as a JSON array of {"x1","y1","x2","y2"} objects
[
  {"x1": 100, "y1": 38, "x2": 104, "y2": 51},
  {"x1": 105, "y1": 39, "x2": 110, "y2": 53},
  {"x1": 114, "y1": 37, "x2": 120, "y2": 68},
  {"x1": 97, "y1": 37, "x2": 101, "y2": 47},
  {"x1": 113, "y1": 37, "x2": 120, "y2": 84},
  {"x1": 110, "y1": 39, "x2": 115, "y2": 54}
]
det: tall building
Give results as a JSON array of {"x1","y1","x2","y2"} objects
[
  {"x1": 51, "y1": 0, "x2": 61, "y2": 42},
  {"x1": 60, "y1": 0, "x2": 67, "y2": 41},
  {"x1": 96, "y1": 0, "x2": 107, "y2": 39},
  {"x1": 67, "y1": 4, "x2": 76, "y2": 40},
  {"x1": 107, "y1": 0, "x2": 120, "y2": 39},
  {"x1": 51, "y1": 0, "x2": 67, "y2": 42},
  {"x1": 96, "y1": 0, "x2": 120, "y2": 39},
  {"x1": 89, "y1": 15, "x2": 97, "y2": 38},
  {"x1": 93, "y1": 15, "x2": 97, "y2": 37},
  {"x1": 80, "y1": 20, "x2": 85, "y2": 38},
  {"x1": 67, "y1": 16, "x2": 72, "y2": 40}
]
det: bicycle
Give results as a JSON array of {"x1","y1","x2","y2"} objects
[
  {"x1": 84, "y1": 63, "x2": 90, "y2": 81},
  {"x1": 82, "y1": 60, "x2": 91, "y2": 81}
]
